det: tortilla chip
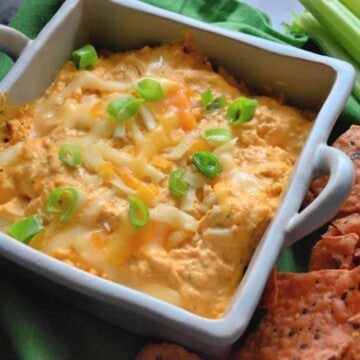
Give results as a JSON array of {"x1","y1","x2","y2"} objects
[
  {"x1": 354, "y1": 248, "x2": 360, "y2": 266},
  {"x1": 310, "y1": 233, "x2": 359, "y2": 270},
  {"x1": 305, "y1": 125, "x2": 360, "y2": 216},
  {"x1": 345, "y1": 345, "x2": 360, "y2": 360},
  {"x1": 333, "y1": 213, "x2": 360, "y2": 235},
  {"x1": 309, "y1": 212, "x2": 360, "y2": 271},
  {"x1": 232, "y1": 267, "x2": 360, "y2": 360},
  {"x1": 259, "y1": 267, "x2": 278, "y2": 309},
  {"x1": 136, "y1": 343, "x2": 201, "y2": 360}
]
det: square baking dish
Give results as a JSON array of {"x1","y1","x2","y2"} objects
[{"x1": 0, "y1": 0, "x2": 355, "y2": 356}]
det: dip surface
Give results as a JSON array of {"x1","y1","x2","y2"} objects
[{"x1": 0, "y1": 37, "x2": 314, "y2": 318}]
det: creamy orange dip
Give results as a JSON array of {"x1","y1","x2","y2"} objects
[{"x1": 0, "y1": 37, "x2": 314, "y2": 318}]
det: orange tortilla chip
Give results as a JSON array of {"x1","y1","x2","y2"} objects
[
  {"x1": 259, "y1": 267, "x2": 278, "y2": 309},
  {"x1": 310, "y1": 233, "x2": 359, "y2": 270},
  {"x1": 232, "y1": 267, "x2": 360, "y2": 360},
  {"x1": 309, "y1": 212, "x2": 360, "y2": 271},
  {"x1": 305, "y1": 125, "x2": 360, "y2": 216},
  {"x1": 136, "y1": 343, "x2": 201, "y2": 360},
  {"x1": 333, "y1": 213, "x2": 360, "y2": 235},
  {"x1": 343, "y1": 340, "x2": 360, "y2": 360}
]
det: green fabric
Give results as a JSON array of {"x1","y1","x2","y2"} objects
[
  {"x1": 0, "y1": 0, "x2": 359, "y2": 359},
  {"x1": 140, "y1": 0, "x2": 308, "y2": 47}
]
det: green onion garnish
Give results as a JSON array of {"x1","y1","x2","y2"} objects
[
  {"x1": 46, "y1": 188, "x2": 78, "y2": 222},
  {"x1": 136, "y1": 79, "x2": 164, "y2": 101},
  {"x1": 8, "y1": 215, "x2": 44, "y2": 243},
  {"x1": 58, "y1": 144, "x2": 81, "y2": 168},
  {"x1": 226, "y1": 97, "x2": 258, "y2": 125},
  {"x1": 201, "y1": 89, "x2": 213, "y2": 107},
  {"x1": 201, "y1": 128, "x2": 232, "y2": 145},
  {"x1": 128, "y1": 195, "x2": 150, "y2": 228},
  {"x1": 192, "y1": 151, "x2": 223, "y2": 179},
  {"x1": 168, "y1": 168, "x2": 190, "y2": 197},
  {"x1": 72, "y1": 44, "x2": 98, "y2": 70},
  {"x1": 201, "y1": 89, "x2": 227, "y2": 111},
  {"x1": 106, "y1": 96, "x2": 143, "y2": 121}
]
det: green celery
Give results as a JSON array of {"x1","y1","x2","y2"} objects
[
  {"x1": 292, "y1": 12, "x2": 360, "y2": 102},
  {"x1": 339, "y1": 0, "x2": 360, "y2": 19},
  {"x1": 299, "y1": 0, "x2": 360, "y2": 63}
]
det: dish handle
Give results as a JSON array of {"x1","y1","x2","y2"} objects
[
  {"x1": 0, "y1": 25, "x2": 31, "y2": 60},
  {"x1": 284, "y1": 143, "x2": 354, "y2": 247}
]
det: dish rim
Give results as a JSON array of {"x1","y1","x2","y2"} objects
[{"x1": 0, "y1": 0, "x2": 356, "y2": 351}]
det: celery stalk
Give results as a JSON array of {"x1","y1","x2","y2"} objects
[
  {"x1": 299, "y1": 0, "x2": 360, "y2": 63},
  {"x1": 339, "y1": 0, "x2": 360, "y2": 19},
  {"x1": 292, "y1": 12, "x2": 360, "y2": 102}
]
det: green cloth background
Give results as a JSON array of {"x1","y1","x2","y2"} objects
[{"x1": 0, "y1": 1, "x2": 359, "y2": 359}]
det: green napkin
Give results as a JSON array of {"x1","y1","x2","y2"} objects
[
  {"x1": 139, "y1": 0, "x2": 308, "y2": 47},
  {"x1": 0, "y1": 0, "x2": 360, "y2": 359}
]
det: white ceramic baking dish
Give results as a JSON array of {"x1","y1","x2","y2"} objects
[{"x1": 0, "y1": 0, "x2": 356, "y2": 357}]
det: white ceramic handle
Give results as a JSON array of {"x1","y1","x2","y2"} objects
[
  {"x1": 284, "y1": 144, "x2": 354, "y2": 247},
  {"x1": 0, "y1": 25, "x2": 30, "y2": 59}
]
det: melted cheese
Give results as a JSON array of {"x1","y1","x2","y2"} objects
[{"x1": 0, "y1": 38, "x2": 314, "y2": 318}]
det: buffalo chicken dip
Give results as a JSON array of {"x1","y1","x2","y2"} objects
[{"x1": 0, "y1": 36, "x2": 314, "y2": 318}]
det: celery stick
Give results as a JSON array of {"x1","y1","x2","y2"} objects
[
  {"x1": 299, "y1": 0, "x2": 360, "y2": 63},
  {"x1": 340, "y1": 0, "x2": 360, "y2": 19},
  {"x1": 293, "y1": 12, "x2": 360, "y2": 102}
]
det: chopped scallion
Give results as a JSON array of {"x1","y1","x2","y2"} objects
[
  {"x1": 201, "y1": 128, "x2": 232, "y2": 145},
  {"x1": 58, "y1": 144, "x2": 81, "y2": 168},
  {"x1": 201, "y1": 89, "x2": 227, "y2": 111},
  {"x1": 106, "y1": 96, "x2": 143, "y2": 121},
  {"x1": 136, "y1": 79, "x2": 164, "y2": 101},
  {"x1": 168, "y1": 168, "x2": 190, "y2": 197},
  {"x1": 192, "y1": 151, "x2": 223, "y2": 179},
  {"x1": 226, "y1": 97, "x2": 258, "y2": 125},
  {"x1": 8, "y1": 215, "x2": 44, "y2": 243},
  {"x1": 201, "y1": 89, "x2": 213, "y2": 107},
  {"x1": 72, "y1": 44, "x2": 98, "y2": 70},
  {"x1": 128, "y1": 195, "x2": 150, "y2": 228},
  {"x1": 46, "y1": 188, "x2": 78, "y2": 222}
]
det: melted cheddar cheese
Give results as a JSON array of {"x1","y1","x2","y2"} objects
[{"x1": 0, "y1": 37, "x2": 314, "y2": 318}]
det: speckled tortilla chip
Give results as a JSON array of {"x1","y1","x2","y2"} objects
[
  {"x1": 136, "y1": 343, "x2": 201, "y2": 360},
  {"x1": 309, "y1": 213, "x2": 360, "y2": 271},
  {"x1": 310, "y1": 232, "x2": 359, "y2": 270},
  {"x1": 231, "y1": 267, "x2": 360, "y2": 360},
  {"x1": 306, "y1": 125, "x2": 360, "y2": 216},
  {"x1": 333, "y1": 213, "x2": 360, "y2": 235}
]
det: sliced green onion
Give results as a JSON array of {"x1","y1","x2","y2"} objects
[
  {"x1": 201, "y1": 89, "x2": 214, "y2": 107},
  {"x1": 168, "y1": 168, "x2": 190, "y2": 197},
  {"x1": 46, "y1": 188, "x2": 78, "y2": 222},
  {"x1": 207, "y1": 95, "x2": 227, "y2": 111},
  {"x1": 226, "y1": 97, "x2": 258, "y2": 125},
  {"x1": 192, "y1": 151, "x2": 223, "y2": 179},
  {"x1": 128, "y1": 195, "x2": 149, "y2": 228},
  {"x1": 106, "y1": 96, "x2": 143, "y2": 121},
  {"x1": 8, "y1": 215, "x2": 44, "y2": 243},
  {"x1": 201, "y1": 128, "x2": 232, "y2": 145},
  {"x1": 59, "y1": 144, "x2": 81, "y2": 168},
  {"x1": 201, "y1": 89, "x2": 227, "y2": 111},
  {"x1": 72, "y1": 44, "x2": 98, "y2": 70},
  {"x1": 136, "y1": 79, "x2": 164, "y2": 101}
]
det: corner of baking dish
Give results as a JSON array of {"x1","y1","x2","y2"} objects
[{"x1": 0, "y1": 0, "x2": 356, "y2": 356}]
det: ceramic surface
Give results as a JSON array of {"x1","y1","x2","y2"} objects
[{"x1": 0, "y1": 0, "x2": 355, "y2": 356}]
